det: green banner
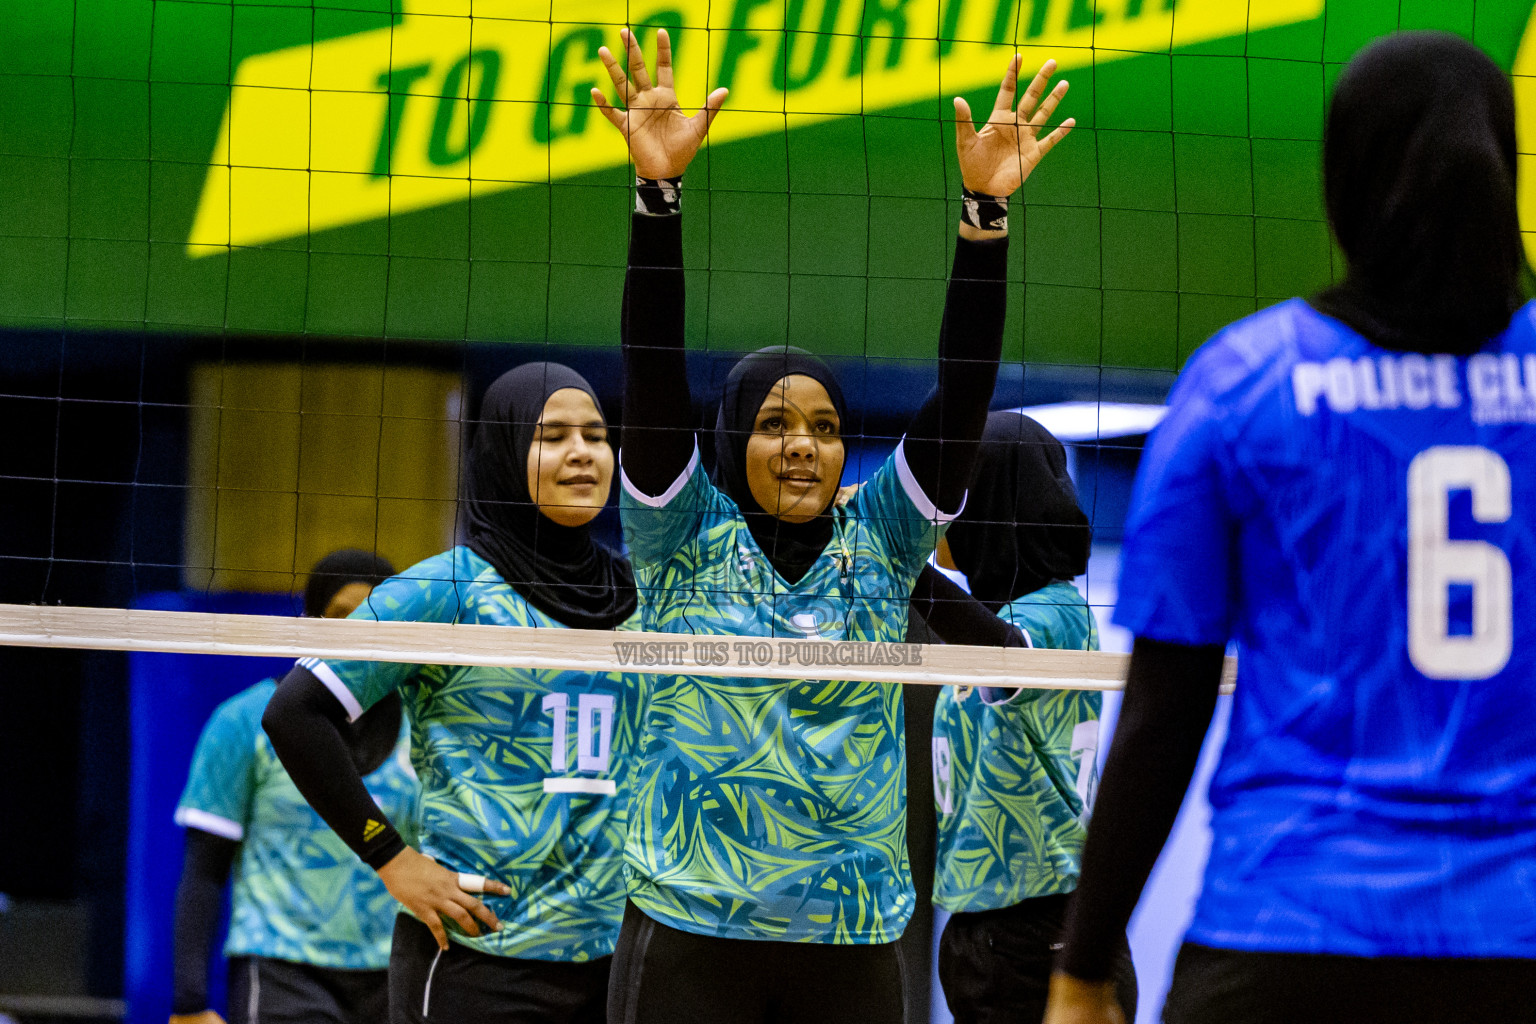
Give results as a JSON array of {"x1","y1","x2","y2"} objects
[{"x1": 3, "y1": 0, "x2": 1533, "y2": 367}]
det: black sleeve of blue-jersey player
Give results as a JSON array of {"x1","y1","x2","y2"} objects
[{"x1": 1057, "y1": 638, "x2": 1224, "y2": 981}]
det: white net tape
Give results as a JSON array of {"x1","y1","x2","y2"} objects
[{"x1": 0, "y1": 604, "x2": 1237, "y2": 691}]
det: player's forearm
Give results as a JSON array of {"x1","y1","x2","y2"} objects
[
  {"x1": 909, "y1": 564, "x2": 1026, "y2": 648},
  {"x1": 262, "y1": 667, "x2": 405, "y2": 870},
  {"x1": 1058, "y1": 637, "x2": 1224, "y2": 981},
  {"x1": 170, "y1": 829, "x2": 238, "y2": 1015},
  {"x1": 902, "y1": 231, "x2": 1009, "y2": 514},
  {"x1": 622, "y1": 190, "x2": 695, "y2": 496}
]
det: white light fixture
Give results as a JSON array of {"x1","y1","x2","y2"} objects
[{"x1": 1006, "y1": 401, "x2": 1167, "y2": 441}]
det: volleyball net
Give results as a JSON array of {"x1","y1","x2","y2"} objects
[
  {"x1": 5, "y1": 8, "x2": 1512, "y2": 1019},
  {"x1": 0, "y1": 601, "x2": 1238, "y2": 690},
  {"x1": 5, "y1": 0, "x2": 1524, "y2": 682}
]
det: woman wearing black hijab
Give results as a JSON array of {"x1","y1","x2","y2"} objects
[
  {"x1": 263, "y1": 364, "x2": 639, "y2": 1023},
  {"x1": 906, "y1": 413, "x2": 1136, "y2": 1024},
  {"x1": 910, "y1": 409, "x2": 1097, "y2": 647},
  {"x1": 1046, "y1": 33, "x2": 1536, "y2": 1024},
  {"x1": 594, "y1": 27, "x2": 1075, "y2": 1023},
  {"x1": 909, "y1": 410, "x2": 1093, "y2": 652}
]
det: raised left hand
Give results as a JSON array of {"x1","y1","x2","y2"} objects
[
  {"x1": 955, "y1": 56, "x2": 1075, "y2": 197},
  {"x1": 592, "y1": 28, "x2": 728, "y2": 180}
]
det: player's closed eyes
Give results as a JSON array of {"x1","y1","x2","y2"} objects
[{"x1": 538, "y1": 428, "x2": 608, "y2": 445}]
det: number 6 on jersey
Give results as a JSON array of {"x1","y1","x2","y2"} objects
[{"x1": 1407, "y1": 446, "x2": 1513, "y2": 680}]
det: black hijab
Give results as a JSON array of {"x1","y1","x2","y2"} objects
[
  {"x1": 303, "y1": 548, "x2": 396, "y2": 617},
  {"x1": 944, "y1": 412, "x2": 1091, "y2": 611},
  {"x1": 464, "y1": 363, "x2": 636, "y2": 629},
  {"x1": 1313, "y1": 31, "x2": 1523, "y2": 356},
  {"x1": 713, "y1": 346, "x2": 849, "y2": 585}
]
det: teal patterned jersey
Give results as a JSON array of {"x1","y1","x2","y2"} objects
[
  {"x1": 932, "y1": 580, "x2": 1102, "y2": 913},
  {"x1": 619, "y1": 445, "x2": 949, "y2": 944},
  {"x1": 176, "y1": 679, "x2": 418, "y2": 968},
  {"x1": 304, "y1": 546, "x2": 641, "y2": 962}
]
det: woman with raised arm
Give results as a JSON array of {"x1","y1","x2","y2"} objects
[
  {"x1": 594, "y1": 29, "x2": 1073, "y2": 1022},
  {"x1": 262, "y1": 364, "x2": 639, "y2": 1024}
]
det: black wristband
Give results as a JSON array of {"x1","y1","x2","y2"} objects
[
  {"x1": 635, "y1": 174, "x2": 682, "y2": 216},
  {"x1": 961, "y1": 187, "x2": 1008, "y2": 232}
]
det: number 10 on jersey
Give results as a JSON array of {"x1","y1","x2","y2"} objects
[{"x1": 541, "y1": 692, "x2": 617, "y2": 795}]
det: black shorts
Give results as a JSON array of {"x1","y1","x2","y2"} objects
[
  {"x1": 607, "y1": 901, "x2": 905, "y2": 1024},
  {"x1": 937, "y1": 892, "x2": 1136, "y2": 1024},
  {"x1": 389, "y1": 912, "x2": 609, "y2": 1024},
  {"x1": 1163, "y1": 942, "x2": 1536, "y2": 1024},
  {"x1": 225, "y1": 956, "x2": 386, "y2": 1024}
]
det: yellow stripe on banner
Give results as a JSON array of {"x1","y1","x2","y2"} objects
[
  {"x1": 0, "y1": 603, "x2": 1237, "y2": 691},
  {"x1": 188, "y1": 0, "x2": 1323, "y2": 254},
  {"x1": 1509, "y1": 7, "x2": 1536, "y2": 265}
]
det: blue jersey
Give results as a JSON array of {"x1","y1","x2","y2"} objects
[
  {"x1": 619, "y1": 444, "x2": 946, "y2": 944},
  {"x1": 306, "y1": 547, "x2": 642, "y2": 962},
  {"x1": 176, "y1": 680, "x2": 418, "y2": 968},
  {"x1": 1116, "y1": 298, "x2": 1536, "y2": 958}
]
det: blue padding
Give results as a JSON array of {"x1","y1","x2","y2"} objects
[{"x1": 124, "y1": 591, "x2": 296, "y2": 1024}]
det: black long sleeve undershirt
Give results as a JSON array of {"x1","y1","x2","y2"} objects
[
  {"x1": 909, "y1": 564, "x2": 1027, "y2": 648},
  {"x1": 171, "y1": 828, "x2": 239, "y2": 1015},
  {"x1": 619, "y1": 209, "x2": 1008, "y2": 509},
  {"x1": 261, "y1": 667, "x2": 406, "y2": 871},
  {"x1": 902, "y1": 233, "x2": 1010, "y2": 515},
  {"x1": 621, "y1": 212, "x2": 694, "y2": 498},
  {"x1": 1058, "y1": 638, "x2": 1225, "y2": 981}
]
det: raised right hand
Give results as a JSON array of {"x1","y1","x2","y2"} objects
[
  {"x1": 592, "y1": 28, "x2": 728, "y2": 180},
  {"x1": 376, "y1": 847, "x2": 510, "y2": 952},
  {"x1": 954, "y1": 55, "x2": 1074, "y2": 198}
]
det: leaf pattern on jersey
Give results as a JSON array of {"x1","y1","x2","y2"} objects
[
  {"x1": 178, "y1": 680, "x2": 419, "y2": 968},
  {"x1": 933, "y1": 581, "x2": 1104, "y2": 912},
  {"x1": 621, "y1": 453, "x2": 938, "y2": 944},
  {"x1": 320, "y1": 547, "x2": 642, "y2": 962}
]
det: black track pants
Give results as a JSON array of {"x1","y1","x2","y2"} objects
[
  {"x1": 225, "y1": 956, "x2": 386, "y2": 1024},
  {"x1": 607, "y1": 901, "x2": 905, "y2": 1024},
  {"x1": 1163, "y1": 942, "x2": 1536, "y2": 1024},
  {"x1": 938, "y1": 893, "x2": 1137, "y2": 1024},
  {"x1": 390, "y1": 913, "x2": 609, "y2": 1024}
]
